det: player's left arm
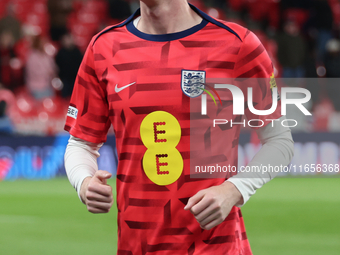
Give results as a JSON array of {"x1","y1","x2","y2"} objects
[
  {"x1": 185, "y1": 28, "x2": 294, "y2": 230},
  {"x1": 185, "y1": 121, "x2": 294, "y2": 230}
]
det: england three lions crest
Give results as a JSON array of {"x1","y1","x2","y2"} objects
[{"x1": 181, "y1": 70, "x2": 206, "y2": 98}]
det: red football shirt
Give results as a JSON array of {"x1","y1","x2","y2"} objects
[{"x1": 65, "y1": 4, "x2": 281, "y2": 255}]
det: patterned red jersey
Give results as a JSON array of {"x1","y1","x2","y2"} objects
[{"x1": 65, "y1": 4, "x2": 281, "y2": 255}]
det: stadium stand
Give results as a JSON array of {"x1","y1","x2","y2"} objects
[{"x1": 0, "y1": 0, "x2": 340, "y2": 135}]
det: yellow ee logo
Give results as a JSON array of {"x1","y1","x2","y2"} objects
[{"x1": 140, "y1": 111, "x2": 183, "y2": 186}]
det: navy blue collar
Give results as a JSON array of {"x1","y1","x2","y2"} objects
[
  {"x1": 126, "y1": 17, "x2": 208, "y2": 42},
  {"x1": 94, "y1": 3, "x2": 241, "y2": 44}
]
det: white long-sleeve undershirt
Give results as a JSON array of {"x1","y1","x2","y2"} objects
[
  {"x1": 64, "y1": 116, "x2": 294, "y2": 206},
  {"x1": 227, "y1": 116, "x2": 294, "y2": 206},
  {"x1": 64, "y1": 137, "x2": 103, "y2": 201}
]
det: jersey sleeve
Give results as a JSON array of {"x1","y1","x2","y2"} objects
[
  {"x1": 64, "y1": 38, "x2": 111, "y2": 143},
  {"x1": 234, "y1": 30, "x2": 281, "y2": 128}
]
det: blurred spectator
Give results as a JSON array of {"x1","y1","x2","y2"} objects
[
  {"x1": 325, "y1": 39, "x2": 340, "y2": 78},
  {"x1": 310, "y1": 0, "x2": 333, "y2": 64},
  {"x1": 0, "y1": 84, "x2": 14, "y2": 134},
  {"x1": 0, "y1": 0, "x2": 337, "y2": 135},
  {"x1": 26, "y1": 35, "x2": 57, "y2": 100},
  {"x1": 0, "y1": 2, "x2": 22, "y2": 43},
  {"x1": 47, "y1": 0, "x2": 73, "y2": 42},
  {"x1": 0, "y1": 31, "x2": 22, "y2": 92},
  {"x1": 0, "y1": 100, "x2": 13, "y2": 134},
  {"x1": 277, "y1": 20, "x2": 306, "y2": 78},
  {"x1": 108, "y1": 0, "x2": 132, "y2": 22},
  {"x1": 324, "y1": 39, "x2": 340, "y2": 111},
  {"x1": 55, "y1": 34, "x2": 83, "y2": 98},
  {"x1": 313, "y1": 96, "x2": 335, "y2": 131}
]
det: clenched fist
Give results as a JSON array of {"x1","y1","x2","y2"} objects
[
  {"x1": 80, "y1": 170, "x2": 113, "y2": 214},
  {"x1": 184, "y1": 181, "x2": 243, "y2": 230}
]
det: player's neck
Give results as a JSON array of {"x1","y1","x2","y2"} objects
[{"x1": 138, "y1": 0, "x2": 202, "y2": 34}]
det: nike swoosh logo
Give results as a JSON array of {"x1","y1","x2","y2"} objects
[{"x1": 115, "y1": 82, "x2": 136, "y2": 93}]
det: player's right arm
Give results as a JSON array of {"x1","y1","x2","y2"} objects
[
  {"x1": 64, "y1": 135, "x2": 113, "y2": 213},
  {"x1": 64, "y1": 35, "x2": 112, "y2": 213}
]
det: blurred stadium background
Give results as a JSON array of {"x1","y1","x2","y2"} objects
[{"x1": 0, "y1": 0, "x2": 339, "y2": 254}]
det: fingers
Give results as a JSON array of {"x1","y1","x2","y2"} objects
[
  {"x1": 185, "y1": 184, "x2": 238, "y2": 230},
  {"x1": 94, "y1": 170, "x2": 112, "y2": 184},
  {"x1": 201, "y1": 218, "x2": 223, "y2": 230},
  {"x1": 194, "y1": 205, "x2": 219, "y2": 223},
  {"x1": 190, "y1": 195, "x2": 212, "y2": 216},
  {"x1": 85, "y1": 185, "x2": 113, "y2": 214},
  {"x1": 87, "y1": 180, "x2": 112, "y2": 197},
  {"x1": 197, "y1": 207, "x2": 221, "y2": 227},
  {"x1": 86, "y1": 188, "x2": 113, "y2": 203},
  {"x1": 184, "y1": 190, "x2": 205, "y2": 211},
  {"x1": 84, "y1": 170, "x2": 113, "y2": 214},
  {"x1": 191, "y1": 201, "x2": 222, "y2": 229},
  {"x1": 86, "y1": 200, "x2": 113, "y2": 213}
]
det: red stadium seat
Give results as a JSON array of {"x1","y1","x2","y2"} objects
[
  {"x1": 67, "y1": 0, "x2": 109, "y2": 52},
  {"x1": 42, "y1": 96, "x2": 67, "y2": 117},
  {"x1": 246, "y1": 0, "x2": 280, "y2": 28},
  {"x1": 9, "y1": 89, "x2": 69, "y2": 135},
  {"x1": 15, "y1": 90, "x2": 37, "y2": 116}
]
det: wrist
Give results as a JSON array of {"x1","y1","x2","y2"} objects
[
  {"x1": 80, "y1": 177, "x2": 92, "y2": 204},
  {"x1": 222, "y1": 181, "x2": 244, "y2": 206}
]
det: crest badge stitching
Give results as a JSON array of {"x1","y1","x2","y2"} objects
[{"x1": 181, "y1": 70, "x2": 206, "y2": 98}]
